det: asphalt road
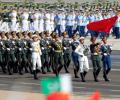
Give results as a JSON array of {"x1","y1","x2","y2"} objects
[{"x1": 0, "y1": 50, "x2": 120, "y2": 99}]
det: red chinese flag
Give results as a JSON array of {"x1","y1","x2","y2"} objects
[
  {"x1": 87, "y1": 16, "x2": 118, "y2": 34},
  {"x1": 88, "y1": 91, "x2": 100, "y2": 100},
  {"x1": 46, "y1": 92, "x2": 70, "y2": 100}
]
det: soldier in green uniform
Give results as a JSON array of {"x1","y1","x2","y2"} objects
[
  {"x1": 39, "y1": 32, "x2": 47, "y2": 74},
  {"x1": 27, "y1": 32, "x2": 33, "y2": 74},
  {"x1": 5, "y1": 32, "x2": 17, "y2": 75},
  {"x1": 11, "y1": 32, "x2": 18, "y2": 73},
  {"x1": 90, "y1": 37, "x2": 101, "y2": 82},
  {"x1": 22, "y1": 32, "x2": 30, "y2": 73},
  {"x1": 0, "y1": 33, "x2": 6, "y2": 73},
  {"x1": 52, "y1": 35, "x2": 64, "y2": 76},
  {"x1": 16, "y1": 32, "x2": 24, "y2": 75},
  {"x1": 49, "y1": 32, "x2": 56, "y2": 73},
  {"x1": 44, "y1": 31, "x2": 52, "y2": 72},
  {"x1": 62, "y1": 32, "x2": 71, "y2": 73}
]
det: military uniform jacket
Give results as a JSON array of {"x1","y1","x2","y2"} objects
[{"x1": 62, "y1": 38, "x2": 71, "y2": 54}]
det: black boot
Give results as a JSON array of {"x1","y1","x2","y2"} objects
[
  {"x1": 64, "y1": 65, "x2": 69, "y2": 73},
  {"x1": 8, "y1": 65, "x2": 12, "y2": 75},
  {"x1": 93, "y1": 72, "x2": 99, "y2": 82},
  {"x1": 80, "y1": 73, "x2": 86, "y2": 82},
  {"x1": 106, "y1": 68, "x2": 111, "y2": 75},
  {"x1": 96, "y1": 68, "x2": 101, "y2": 77},
  {"x1": 41, "y1": 67, "x2": 46, "y2": 74},
  {"x1": 58, "y1": 65, "x2": 63, "y2": 74},
  {"x1": 47, "y1": 65, "x2": 51, "y2": 72},
  {"x1": 83, "y1": 71, "x2": 87, "y2": 77},
  {"x1": 33, "y1": 70, "x2": 38, "y2": 80},
  {"x1": 18, "y1": 64, "x2": 23, "y2": 75},
  {"x1": 103, "y1": 71, "x2": 110, "y2": 82},
  {"x1": 74, "y1": 69, "x2": 79, "y2": 78},
  {"x1": 1, "y1": 65, "x2": 7, "y2": 74},
  {"x1": 36, "y1": 69, "x2": 41, "y2": 73}
]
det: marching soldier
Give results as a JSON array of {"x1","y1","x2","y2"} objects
[
  {"x1": 16, "y1": 32, "x2": 24, "y2": 75},
  {"x1": 62, "y1": 32, "x2": 71, "y2": 73},
  {"x1": 9, "y1": 10, "x2": 19, "y2": 32},
  {"x1": 90, "y1": 37, "x2": 101, "y2": 82},
  {"x1": 44, "y1": 10, "x2": 51, "y2": 33},
  {"x1": 75, "y1": 37, "x2": 89, "y2": 82},
  {"x1": 0, "y1": 34, "x2": 6, "y2": 73},
  {"x1": 39, "y1": 32, "x2": 49, "y2": 74},
  {"x1": 44, "y1": 31, "x2": 52, "y2": 72},
  {"x1": 31, "y1": 34, "x2": 42, "y2": 79},
  {"x1": 52, "y1": 35, "x2": 64, "y2": 76},
  {"x1": 39, "y1": 10, "x2": 44, "y2": 33},
  {"x1": 22, "y1": 32, "x2": 30, "y2": 73},
  {"x1": 49, "y1": 32, "x2": 56, "y2": 73},
  {"x1": 71, "y1": 34, "x2": 80, "y2": 78},
  {"x1": 101, "y1": 37, "x2": 112, "y2": 81},
  {"x1": 27, "y1": 32, "x2": 33, "y2": 74},
  {"x1": 21, "y1": 10, "x2": 29, "y2": 32},
  {"x1": 31, "y1": 10, "x2": 40, "y2": 32},
  {"x1": 5, "y1": 33, "x2": 17, "y2": 75}
]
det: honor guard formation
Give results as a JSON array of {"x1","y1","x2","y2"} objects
[{"x1": 0, "y1": 1, "x2": 120, "y2": 81}]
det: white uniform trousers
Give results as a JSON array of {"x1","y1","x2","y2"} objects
[
  {"x1": 1, "y1": 22, "x2": 10, "y2": 32},
  {"x1": 32, "y1": 52, "x2": 42, "y2": 70},
  {"x1": 31, "y1": 20, "x2": 39, "y2": 32},
  {"x1": 44, "y1": 22, "x2": 51, "y2": 32},
  {"x1": 11, "y1": 20, "x2": 18, "y2": 32},
  {"x1": 78, "y1": 55, "x2": 89, "y2": 73},
  {"x1": 21, "y1": 20, "x2": 29, "y2": 32}
]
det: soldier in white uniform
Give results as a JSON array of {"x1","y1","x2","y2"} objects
[
  {"x1": 50, "y1": 11, "x2": 55, "y2": 33},
  {"x1": 31, "y1": 10, "x2": 40, "y2": 32},
  {"x1": 21, "y1": 10, "x2": 29, "y2": 32},
  {"x1": 44, "y1": 10, "x2": 51, "y2": 32},
  {"x1": 9, "y1": 10, "x2": 18, "y2": 32},
  {"x1": 75, "y1": 37, "x2": 89, "y2": 82},
  {"x1": 39, "y1": 10, "x2": 44, "y2": 33},
  {"x1": 31, "y1": 35, "x2": 42, "y2": 79},
  {"x1": 61, "y1": 12, "x2": 66, "y2": 33}
]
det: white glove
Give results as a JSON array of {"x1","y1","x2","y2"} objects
[
  {"x1": 30, "y1": 48, "x2": 33, "y2": 51},
  {"x1": 64, "y1": 47, "x2": 67, "y2": 50},
  {"x1": 7, "y1": 48, "x2": 10, "y2": 51},
  {"x1": 104, "y1": 53, "x2": 107, "y2": 56},
  {"x1": 41, "y1": 47, "x2": 44, "y2": 50},
  {"x1": 19, "y1": 48, "x2": 22, "y2": 51}
]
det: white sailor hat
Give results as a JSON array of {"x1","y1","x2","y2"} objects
[
  {"x1": 32, "y1": 34, "x2": 38, "y2": 38},
  {"x1": 79, "y1": 37, "x2": 85, "y2": 40}
]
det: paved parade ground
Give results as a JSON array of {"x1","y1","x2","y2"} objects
[{"x1": 0, "y1": 50, "x2": 120, "y2": 100}]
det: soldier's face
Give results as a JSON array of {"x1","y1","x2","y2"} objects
[
  {"x1": 102, "y1": 38, "x2": 107, "y2": 44},
  {"x1": 80, "y1": 39, "x2": 84, "y2": 44},
  {"x1": 33, "y1": 37, "x2": 38, "y2": 42},
  {"x1": 63, "y1": 34, "x2": 67, "y2": 38}
]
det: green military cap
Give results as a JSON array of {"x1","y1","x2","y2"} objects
[
  {"x1": 50, "y1": 32, "x2": 56, "y2": 38},
  {"x1": 44, "y1": 31, "x2": 49, "y2": 35},
  {"x1": 62, "y1": 31, "x2": 68, "y2": 36},
  {"x1": 28, "y1": 32, "x2": 33, "y2": 36}
]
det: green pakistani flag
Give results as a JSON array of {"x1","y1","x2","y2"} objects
[
  {"x1": 40, "y1": 74, "x2": 72, "y2": 95},
  {"x1": 41, "y1": 77, "x2": 61, "y2": 95}
]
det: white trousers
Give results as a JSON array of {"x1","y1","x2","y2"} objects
[
  {"x1": 11, "y1": 20, "x2": 18, "y2": 32},
  {"x1": 21, "y1": 20, "x2": 29, "y2": 32},
  {"x1": 78, "y1": 56, "x2": 89, "y2": 73},
  {"x1": 0, "y1": 22, "x2": 10, "y2": 32},
  {"x1": 30, "y1": 20, "x2": 39, "y2": 32},
  {"x1": 44, "y1": 22, "x2": 51, "y2": 32},
  {"x1": 32, "y1": 52, "x2": 42, "y2": 70}
]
